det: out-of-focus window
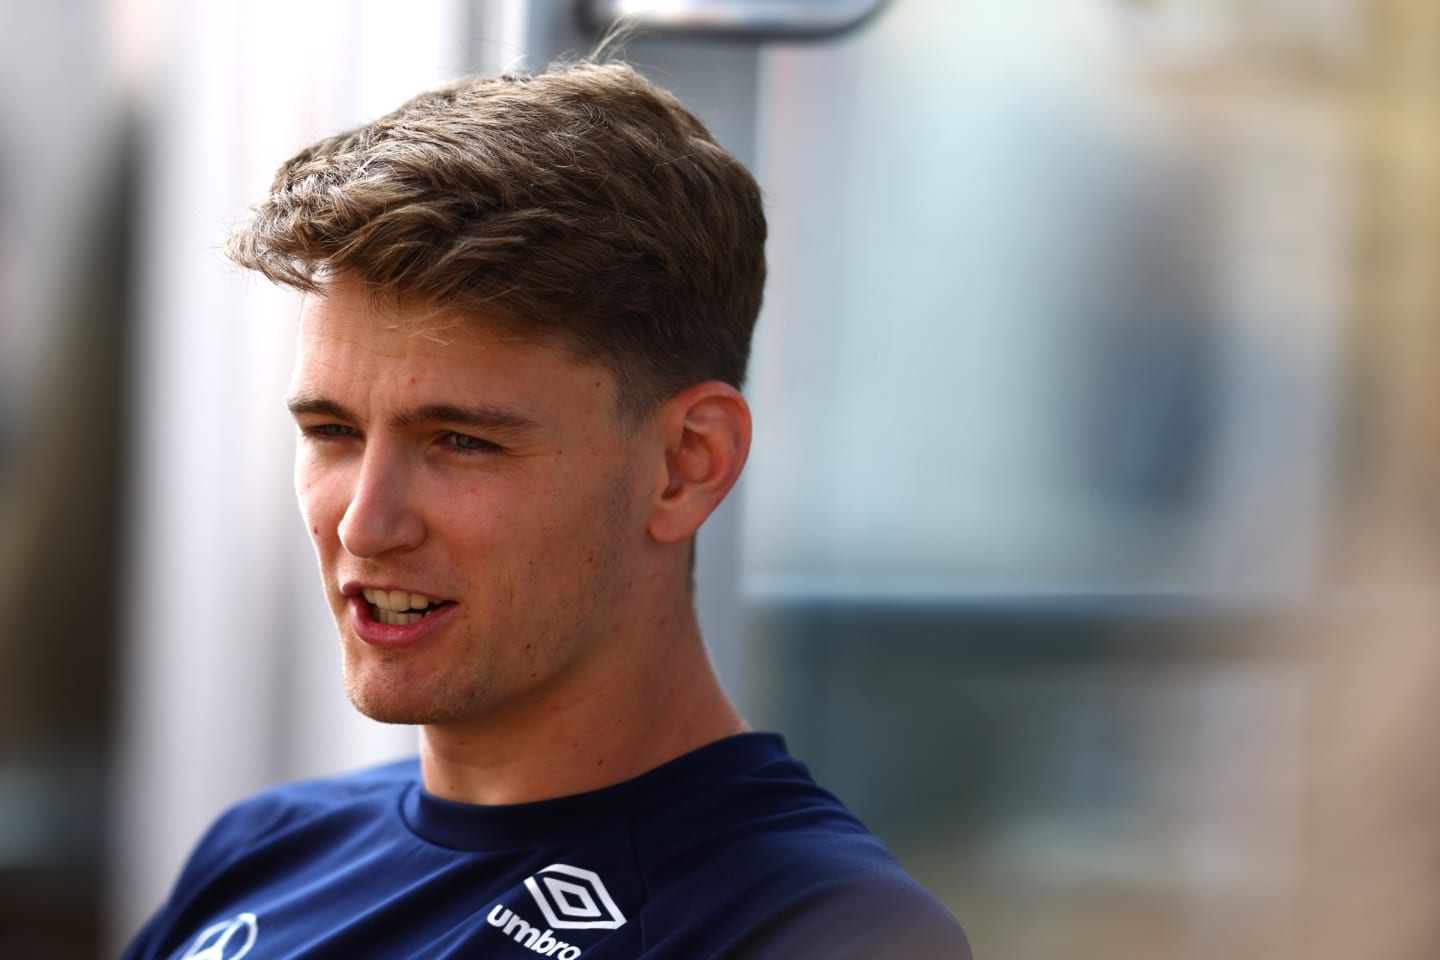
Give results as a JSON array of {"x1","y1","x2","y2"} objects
[
  {"x1": 747, "y1": 0, "x2": 1357, "y2": 599},
  {"x1": 738, "y1": 2, "x2": 1439, "y2": 958}
]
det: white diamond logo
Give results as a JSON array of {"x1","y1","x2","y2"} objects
[{"x1": 523, "y1": 864, "x2": 627, "y2": 930}]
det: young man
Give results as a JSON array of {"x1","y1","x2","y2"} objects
[{"x1": 123, "y1": 62, "x2": 970, "y2": 959}]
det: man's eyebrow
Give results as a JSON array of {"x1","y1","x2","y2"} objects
[
  {"x1": 285, "y1": 394, "x2": 540, "y2": 434},
  {"x1": 286, "y1": 394, "x2": 352, "y2": 421},
  {"x1": 393, "y1": 403, "x2": 540, "y2": 434}
]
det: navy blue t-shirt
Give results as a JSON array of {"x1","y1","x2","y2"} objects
[{"x1": 123, "y1": 733, "x2": 970, "y2": 959}]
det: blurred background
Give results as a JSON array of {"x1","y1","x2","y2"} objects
[{"x1": 1, "y1": 0, "x2": 1437, "y2": 957}]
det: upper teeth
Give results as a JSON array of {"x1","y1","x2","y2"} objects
[{"x1": 363, "y1": 588, "x2": 436, "y2": 612}]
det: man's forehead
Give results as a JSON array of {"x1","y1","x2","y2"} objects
[
  {"x1": 291, "y1": 274, "x2": 634, "y2": 429},
  {"x1": 298, "y1": 282, "x2": 545, "y2": 352}
]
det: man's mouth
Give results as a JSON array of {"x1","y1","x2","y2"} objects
[{"x1": 362, "y1": 588, "x2": 449, "y2": 627}]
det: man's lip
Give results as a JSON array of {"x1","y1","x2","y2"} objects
[
  {"x1": 346, "y1": 594, "x2": 459, "y2": 649},
  {"x1": 341, "y1": 580, "x2": 454, "y2": 603}
]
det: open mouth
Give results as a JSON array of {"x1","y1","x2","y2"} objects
[{"x1": 362, "y1": 588, "x2": 451, "y2": 627}]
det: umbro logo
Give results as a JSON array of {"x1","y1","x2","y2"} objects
[
  {"x1": 486, "y1": 864, "x2": 626, "y2": 959},
  {"x1": 524, "y1": 863, "x2": 627, "y2": 930}
]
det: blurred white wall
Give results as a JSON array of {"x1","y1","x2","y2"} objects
[{"x1": 109, "y1": 0, "x2": 477, "y2": 946}]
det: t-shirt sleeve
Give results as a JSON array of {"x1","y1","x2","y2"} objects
[
  {"x1": 733, "y1": 880, "x2": 972, "y2": 960},
  {"x1": 116, "y1": 793, "x2": 293, "y2": 960}
]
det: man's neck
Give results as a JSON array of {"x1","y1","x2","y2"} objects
[{"x1": 415, "y1": 607, "x2": 748, "y2": 806}]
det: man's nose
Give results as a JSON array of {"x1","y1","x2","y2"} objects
[{"x1": 337, "y1": 448, "x2": 425, "y2": 558}]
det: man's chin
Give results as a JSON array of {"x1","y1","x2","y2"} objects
[
  {"x1": 343, "y1": 678, "x2": 441, "y2": 726},
  {"x1": 347, "y1": 697, "x2": 430, "y2": 726},
  {"x1": 342, "y1": 667, "x2": 488, "y2": 726}
]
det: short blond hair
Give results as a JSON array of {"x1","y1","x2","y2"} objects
[{"x1": 227, "y1": 61, "x2": 766, "y2": 420}]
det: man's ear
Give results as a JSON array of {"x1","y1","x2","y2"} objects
[{"x1": 647, "y1": 381, "x2": 752, "y2": 545}]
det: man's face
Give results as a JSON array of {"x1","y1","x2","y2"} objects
[{"x1": 287, "y1": 276, "x2": 658, "y2": 729}]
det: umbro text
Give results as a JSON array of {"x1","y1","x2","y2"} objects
[{"x1": 487, "y1": 905, "x2": 582, "y2": 959}]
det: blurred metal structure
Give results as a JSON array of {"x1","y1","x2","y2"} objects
[{"x1": 580, "y1": 0, "x2": 889, "y2": 39}]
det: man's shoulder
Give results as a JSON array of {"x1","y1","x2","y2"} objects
[
  {"x1": 671, "y1": 811, "x2": 970, "y2": 959},
  {"x1": 220, "y1": 755, "x2": 417, "y2": 818},
  {"x1": 640, "y1": 735, "x2": 907, "y2": 879},
  {"x1": 631, "y1": 736, "x2": 971, "y2": 959},
  {"x1": 182, "y1": 757, "x2": 419, "y2": 871}
]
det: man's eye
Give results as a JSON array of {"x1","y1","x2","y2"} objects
[
  {"x1": 304, "y1": 424, "x2": 358, "y2": 440},
  {"x1": 448, "y1": 433, "x2": 500, "y2": 453}
]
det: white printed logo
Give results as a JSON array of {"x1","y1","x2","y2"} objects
[
  {"x1": 523, "y1": 863, "x2": 627, "y2": 930},
  {"x1": 487, "y1": 904, "x2": 584, "y2": 959},
  {"x1": 181, "y1": 912, "x2": 258, "y2": 960}
]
